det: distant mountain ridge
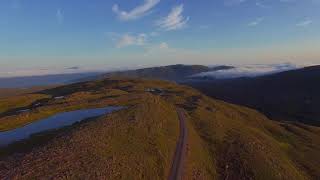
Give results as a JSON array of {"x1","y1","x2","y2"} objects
[
  {"x1": 103, "y1": 64, "x2": 234, "y2": 82},
  {"x1": 0, "y1": 65, "x2": 234, "y2": 88}
]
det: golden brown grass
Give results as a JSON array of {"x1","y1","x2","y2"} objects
[
  {"x1": 0, "y1": 95, "x2": 179, "y2": 179},
  {"x1": 0, "y1": 86, "x2": 57, "y2": 99},
  {"x1": 0, "y1": 77, "x2": 319, "y2": 179},
  {"x1": 0, "y1": 94, "x2": 50, "y2": 114}
]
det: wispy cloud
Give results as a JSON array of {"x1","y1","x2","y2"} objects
[
  {"x1": 248, "y1": 17, "x2": 264, "y2": 26},
  {"x1": 112, "y1": 0, "x2": 160, "y2": 21},
  {"x1": 199, "y1": 25, "x2": 210, "y2": 29},
  {"x1": 159, "y1": 42, "x2": 169, "y2": 49},
  {"x1": 256, "y1": 1, "x2": 271, "y2": 8},
  {"x1": 224, "y1": 0, "x2": 247, "y2": 6},
  {"x1": 279, "y1": 0, "x2": 296, "y2": 3},
  {"x1": 143, "y1": 42, "x2": 174, "y2": 57},
  {"x1": 115, "y1": 33, "x2": 147, "y2": 48},
  {"x1": 56, "y1": 9, "x2": 64, "y2": 24},
  {"x1": 156, "y1": 4, "x2": 189, "y2": 31},
  {"x1": 296, "y1": 19, "x2": 313, "y2": 27}
]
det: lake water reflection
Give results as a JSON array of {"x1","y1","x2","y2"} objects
[{"x1": 0, "y1": 106, "x2": 123, "y2": 147}]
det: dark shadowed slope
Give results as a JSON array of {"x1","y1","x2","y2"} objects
[{"x1": 188, "y1": 65, "x2": 320, "y2": 126}]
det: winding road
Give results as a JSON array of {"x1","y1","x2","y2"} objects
[{"x1": 168, "y1": 108, "x2": 188, "y2": 180}]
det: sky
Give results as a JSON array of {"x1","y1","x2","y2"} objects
[{"x1": 0, "y1": 0, "x2": 320, "y2": 76}]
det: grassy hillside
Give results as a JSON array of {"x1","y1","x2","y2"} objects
[
  {"x1": 0, "y1": 78, "x2": 319, "y2": 179},
  {"x1": 0, "y1": 86, "x2": 55, "y2": 99},
  {"x1": 0, "y1": 96, "x2": 179, "y2": 179},
  {"x1": 188, "y1": 65, "x2": 320, "y2": 126},
  {"x1": 0, "y1": 94, "x2": 50, "y2": 115}
]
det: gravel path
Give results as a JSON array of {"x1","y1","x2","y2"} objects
[{"x1": 168, "y1": 108, "x2": 188, "y2": 180}]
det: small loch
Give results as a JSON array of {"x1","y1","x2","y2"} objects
[{"x1": 0, "y1": 106, "x2": 123, "y2": 147}]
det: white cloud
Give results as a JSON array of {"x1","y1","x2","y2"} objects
[
  {"x1": 143, "y1": 42, "x2": 174, "y2": 57},
  {"x1": 159, "y1": 42, "x2": 169, "y2": 49},
  {"x1": 107, "y1": 32, "x2": 163, "y2": 49},
  {"x1": 56, "y1": 9, "x2": 64, "y2": 24},
  {"x1": 156, "y1": 4, "x2": 189, "y2": 31},
  {"x1": 279, "y1": 0, "x2": 296, "y2": 3},
  {"x1": 116, "y1": 33, "x2": 147, "y2": 48},
  {"x1": 112, "y1": 0, "x2": 160, "y2": 21},
  {"x1": 199, "y1": 25, "x2": 210, "y2": 29},
  {"x1": 224, "y1": 0, "x2": 247, "y2": 6},
  {"x1": 296, "y1": 19, "x2": 313, "y2": 27},
  {"x1": 192, "y1": 63, "x2": 303, "y2": 79},
  {"x1": 256, "y1": 1, "x2": 271, "y2": 8},
  {"x1": 248, "y1": 17, "x2": 264, "y2": 26}
]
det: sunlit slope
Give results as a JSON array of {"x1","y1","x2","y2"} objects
[
  {"x1": 0, "y1": 95, "x2": 180, "y2": 179},
  {"x1": 159, "y1": 80, "x2": 320, "y2": 179},
  {"x1": 0, "y1": 94, "x2": 50, "y2": 114},
  {"x1": 0, "y1": 78, "x2": 319, "y2": 179}
]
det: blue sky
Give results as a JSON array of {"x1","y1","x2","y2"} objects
[{"x1": 0, "y1": 0, "x2": 319, "y2": 75}]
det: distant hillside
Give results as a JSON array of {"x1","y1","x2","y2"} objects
[
  {"x1": 102, "y1": 64, "x2": 234, "y2": 82},
  {"x1": 188, "y1": 65, "x2": 320, "y2": 126},
  {"x1": 0, "y1": 72, "x2": 102, "y2": 88},
  {"x1": 0, "y1": 78, "x2": 319, "y2": 179}
]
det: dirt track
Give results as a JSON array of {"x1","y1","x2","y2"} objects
[{"x1": 168, "y1": 108, "x2": 188, "y2": 180}]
